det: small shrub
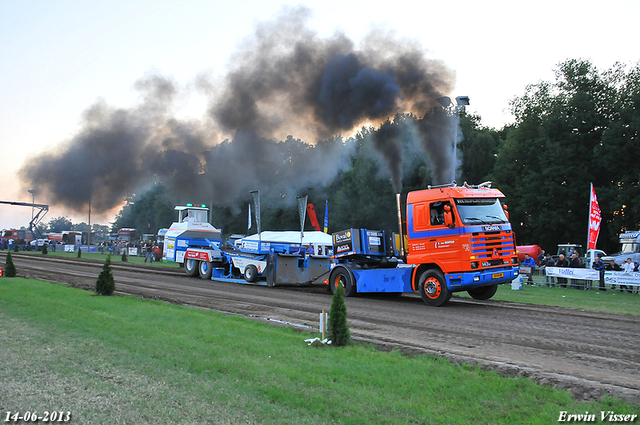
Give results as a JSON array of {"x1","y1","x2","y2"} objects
[
  {"x1": 4, "y1": 251, "x2": 17, "y2": 277},
  {"x1": 122, "y1": 250, "x2": 128, "y2": 262},
  {"x1": 13, "y1": 243, "x2": 18, "y2": 252},
  {"x1": 77, "y1": 247, "x2": 81, "y2": 258},
  {"x1": 328, "y1": 286, "x2": 351, "y2": 346},
  {"x1": 42, "y1": 244, "x2": 48, "y2": 255},
  {"x1": 96, "y1": 254, "x2": 115, "y2": 296}
]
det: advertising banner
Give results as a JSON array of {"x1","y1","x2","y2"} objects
[
  {"x1": 546, "y1": 267, "x2": 598, "y2": 280},
  {"x1": 333, "y1": 229, "x2": 357, "y2": 256},
  {"x1": 546, "y1": 267, "x2": 640, "y2": 287}
]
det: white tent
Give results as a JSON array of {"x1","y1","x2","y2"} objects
[{"x1": 242, "y1": 231, "x2": 332, "y2": 246}]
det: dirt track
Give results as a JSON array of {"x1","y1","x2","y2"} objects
[{"x1": 3, "y1": 252, "x2": 640, "y2": 403}]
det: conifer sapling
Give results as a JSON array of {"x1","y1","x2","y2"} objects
[
  {"x1": 4, "y1": 251, "x2": 17, "y2": 277},
  {"x1": 328, "y1": 286, "x2": 351, "y2": 346},
  {"x1": 96, "y1": 254, "x2": 115, "y2": 296}
]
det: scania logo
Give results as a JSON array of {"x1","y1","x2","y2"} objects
[{"x1": 483, "y1": 225, "x2": 501, "y2": 231}]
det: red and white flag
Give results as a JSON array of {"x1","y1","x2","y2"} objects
[{"x1": 587, "y1": 183, "x2": 601, "y2": 250}]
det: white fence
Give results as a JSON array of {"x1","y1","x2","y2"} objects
[{"x1": 519, "y1": 266, "x2": 640, "y2": 290}]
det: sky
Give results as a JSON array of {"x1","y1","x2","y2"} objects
[{"x1": 1, "y1": 0, "x2": 638, "y2": 231}]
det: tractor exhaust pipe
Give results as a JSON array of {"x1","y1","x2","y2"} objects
[{"x1": 396, "y1": 193, "x2": 405, "y2": 257}]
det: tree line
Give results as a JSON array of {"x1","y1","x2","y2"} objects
[{"x1": 52, "y1": 59, "x2": 640, "y2": 255}]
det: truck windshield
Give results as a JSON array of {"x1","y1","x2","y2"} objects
[
  {"x1": 455, "y1": 198, "x2": 508, "y2": 225},
  {"x1": 621, "y1": 242, "x2": 640, "y2": 254},
  {"x1": 188, "y1": 209, "x2": 208, "y2": 223}
]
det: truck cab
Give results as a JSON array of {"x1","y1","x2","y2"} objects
[
  {"x1": 603, "y1": 231, "x2": 640, "y2": 266},
  {"x1": 557, "y1": 243, "x2": 583, "y2": 258},
  {"x1": 585, "y1": 248, "x2": 606, "y2": 268},
  {"x1": 406, "y1": 183, "x2": 519, "y2": 305},
  {"x1": 329, "y1": 182, "x2": 520, "y2": 307}
]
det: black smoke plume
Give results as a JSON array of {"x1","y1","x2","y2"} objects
[
  {"x1": 372, "y1": 119, "x2": 404, "y2": 193},
  {"x1": 19, "y1": 6, "x2": 457, "y2": 216}
]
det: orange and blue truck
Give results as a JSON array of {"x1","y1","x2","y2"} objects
[{"x1": 329, "y1": 182, "x2": 520, "y2": 306}]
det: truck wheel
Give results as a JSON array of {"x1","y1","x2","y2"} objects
[
  {"x1": 467, "y1": 284, "x2": 498, "y2": 300},
  {"x1": 184, "y1": 259, "x2": 199, "y2": 277},
  {"x1": 199, "y1": 261, "x2": 213, "y2": 279},
  {"x1": 329, "y1": 266, "x2": 356, "y2": 297},
  {"x1": 419, "y1": 269, "x2": 451, "y2": 307},
  {"x1": 244, "y1": 264, "x2": 258, "y2": 282}
]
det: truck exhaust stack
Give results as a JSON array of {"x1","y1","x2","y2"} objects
[{"x1": 396, "y1": 193, "x2": 405, "y2": 257}]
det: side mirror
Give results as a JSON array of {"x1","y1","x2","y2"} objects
[
  {"x1": 444, "y1": 204, "x2": 454, "y2": 228},
  {"x1": 503, "y1": 204, "x2": 509, "y2": 220}
]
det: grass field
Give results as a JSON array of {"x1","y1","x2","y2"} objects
[
  {"x1": 7, "y1": 248, "x2": 181, "y2": 268},
  {"x1": 0, "y1": 278, "x2": 636, "y2": 424}
]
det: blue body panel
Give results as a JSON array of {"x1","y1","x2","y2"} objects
[
  {"x1": 351, "y1": 267, "x2": 414, "y2": 293},
  {"x1": 349, "y1": 266, "x2": 518, "y2": 294},
  {"x1": 240, "y1": 241, "x2": 305, "y2": 255},
  {"x1": 445, "y1": 267, "x2": 519, "y2": 290}
]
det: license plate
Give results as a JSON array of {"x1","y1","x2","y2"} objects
[{"x1": 492, "y1": 272, "x2": 504, "y2": 279}]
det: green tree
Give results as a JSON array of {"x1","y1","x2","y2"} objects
[
  {"x1": 111, "y1": 196, "x2": 135, "y2": 233},
  {"x1": 4, "y1": 251, "x2": 17, "y2": 277},
  {"x1": 91, "y1": 224, "x2": 110, "y2": 243},
  {"x1": 328, "y1": 286, "x2": 350, "y2": 346},
  {"x1": 594, "y1": 62, "x2": 640, "y2": 248},
  {"x1": 492, "y1": 59, "x2": 640, "y2": 253},
  {"x1": 72, "y1": 222, "x2": 90, "y2": 233},
  {"x1": 328, "y1": 128, "x2": 399, "y2": 231},
  {"x1": 111, "y1": 185, "x2": 175, "y2": 236},
  {"x1": 47, "y1": 216, "x2": 73, "y2": 232},
  {"x1": 96, "y1": 254, "x2": 115, "y2": 295},
  {"x1": 459, "y1": 114, "x2": 503, "y2": 184}
]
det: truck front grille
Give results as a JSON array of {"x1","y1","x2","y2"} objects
[{"x1": 470, "y1": 231, "x2": 516, "y2": 267}]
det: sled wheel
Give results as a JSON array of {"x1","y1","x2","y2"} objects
[
  {"x1": 244, "y1": 264, "x2": 259, "y2": 282},
  {"x1": 199, "y1": 261, "x2": 213, "y2": 279},
  {"x1": 185, "y1": 258, "x2": 199, "y2": 277},
  {"x1": 419, "y1": 269, "x2": 451, "y2": 307},
  {"x1": 329, "y1": 265, "x2": 356, "y2": 297}
]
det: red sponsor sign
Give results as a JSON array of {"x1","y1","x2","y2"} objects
[
  {"x1": 186, "y1": 250, "x2": 209, "y2": 261},
  {"x1": 588, "y1": 183, "x2": 601, "y2": 250}
]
